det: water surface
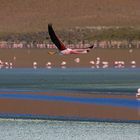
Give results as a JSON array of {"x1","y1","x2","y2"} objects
[
  {"x1": 0, "y1": 119, "x2": 139, "y2": 140},
  {"x1": 0, "y1": 68, "x2": 140, "y2": 94}
]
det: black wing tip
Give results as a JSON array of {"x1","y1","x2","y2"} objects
[
  {"x1": 48, "y1": 23, "x2": 66, "y2": 51},
  {"x1": 89, "y1": 45, "x2": 94, "y2": 49},
  {"x1": 48, "y1": 23, "x2": 52, "y2": 27}
]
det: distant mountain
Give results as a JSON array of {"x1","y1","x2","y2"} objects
[{"x1": 0, "y1": 0, "x2": 140, "y2": 33}]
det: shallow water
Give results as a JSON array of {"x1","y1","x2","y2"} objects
[
  {"x1": 0, "y1": 68, "x2": 139, "y2": 140},
  {"x1": 0, "y1": 68, "x2": 140, "y2": 94},
  {"x1": 0, "y1": 119, "x2": 139, "y2": 140}
]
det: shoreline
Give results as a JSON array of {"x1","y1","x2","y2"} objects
[
  {"x1": 0, "y1": 48, "x2": 140, "y2": 68},
  {"x1": 0, "y1": 92, "x2": 139, "y2": 123}
]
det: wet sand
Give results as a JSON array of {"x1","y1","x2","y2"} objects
[
  {"x1": 0, "y1": 48, "x2": 140, "y2": 68},
  {"x1": 0, "y1": 99, "x2": 139, "y2": 122},
  {"x1": 0, "y1": 92, "x2": 139, "y2": 122},
  {"x1": 0, "y1": 91, "x2": 136, "y2": 99}
]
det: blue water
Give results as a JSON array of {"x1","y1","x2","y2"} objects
[
  {"x1": 0, "y1": 68, "x2": 139, "y2": 139},
  {"x1": 0, "y1": 68, "x2": 139, "y2": 115},
  {"x1": 0, "y1": 68, "x2": 140, "y2": 94},
  {"x1": 0, "y1": 93, "x2": 138, "y2": 109}
]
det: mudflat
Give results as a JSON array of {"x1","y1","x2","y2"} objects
[{"x1": 0, "y1": 48, "x2": 139, "y2": 68}]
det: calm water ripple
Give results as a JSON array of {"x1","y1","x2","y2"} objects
[
  {"x1": 0, "y1": 68, "x2": 140, "y2": 94},
  {"x1": 0, "y1": 119, "x2": 139, "y2": 140}
]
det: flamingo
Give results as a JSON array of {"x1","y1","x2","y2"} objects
[{"x1": 48, "y1": 24, "x2": 95, "y2": 55}]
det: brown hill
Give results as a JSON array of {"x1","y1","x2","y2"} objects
[{"x1": 0, "y1": 0, "x2": 140, "y2": 33}]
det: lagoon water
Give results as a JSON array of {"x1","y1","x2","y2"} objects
[
  {"x1": 0, "y1": 119, "x2": 139, "y2": 140},
  {"x1": 0, "y1": 68, "x2": 139, "y2": 140},
  {"x1": 0, "y1": 68, "x2": 140, "y2": 93}
]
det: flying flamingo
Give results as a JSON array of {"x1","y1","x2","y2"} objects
[{"x1": 48, "y1": 24, "x2": 95, "y2": 55}]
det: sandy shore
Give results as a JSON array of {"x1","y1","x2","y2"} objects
[
  {"x1": 0, "y1": 92, "x2": 139, "y2": 122},
  {"x1": 0, "y1": 48, "x2": 140, "y2": 68}
]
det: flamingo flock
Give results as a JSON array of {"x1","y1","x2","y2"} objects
[
  {"x1": 31, "y1": 58, "x2": 137, "y2": 69},
  {"x1": 0, "y1": 60, "x2": 13, "y2": 69},
  {"x1": 0, "y1": 58, "x2": 138, "y2": 69}
]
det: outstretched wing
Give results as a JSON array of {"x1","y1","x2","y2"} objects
[{"x1": 48, "y1": 24, "x2": 66, "y2": 51}]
